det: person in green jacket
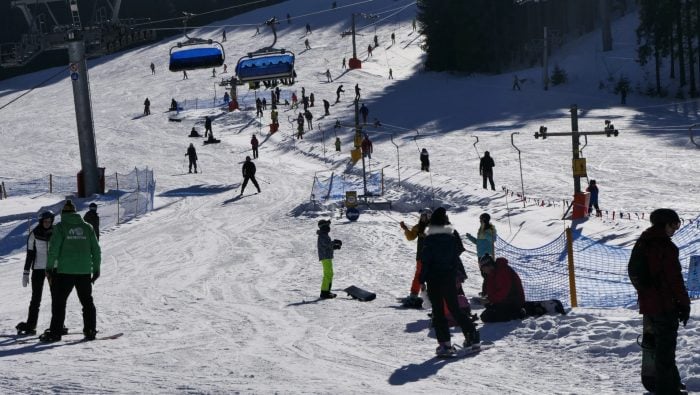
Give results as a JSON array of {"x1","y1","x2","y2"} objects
[{"x1": 40, "y1": 200, "x2": 101, "y2": 342}]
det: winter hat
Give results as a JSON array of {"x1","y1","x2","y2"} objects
[
  {"x1": 479, "y1": 254, "x2": 496, "y2": 269},
  {"x1": 317, "y1": 219, "x2": 331, "y2": 228},
  {"x1": 429, "y1": 207, "x2": 449, "y2": 226},
  {"x1": 89, "y1": 202, "x2": 97, "y2": 210},
  {"x1": 650, "y1": 208, "x2": 680, "y2": 227},
  {"x1": 62, "y1": 199, "x2": 76, "y2": 213},
  {"x1": 479, "y1": 213, "x2": 491, "y2": 223}
]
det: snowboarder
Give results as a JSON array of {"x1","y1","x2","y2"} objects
[
  {"x1": 466, "y1": 213, "x2": 497, "y2": 294},
  {"x1": 15, "y1": 210, "x2": 54, "y2": 336},
  {"x1": 222, "y1": 29, "x2": 227, "y2": 42},
  {"x1": 204, "y1": 116, "x2": 213, "y2": 138},
  {"x1": 304, "y1": 109, "x2": 313, "y2": 130},
  {"x1": 182, "y1": 70, "x2": 188, "y2": 80},
  {"x1": 361, "y1": 134, "x2": 373, "y2": 159},
  {"x1": 478, "y1": 254, "x2": 526, "y2": 323},
  {"x1": 629, "y1": 208, "x2": 689, "y2": 394},
  {"x1": 359, "y1": 103, "x2": 369, "y2": 124},
  {"x1": 420, "y1": 148, "x2": 430, "y2": 171},
  {"x1": 305, "y1": 23, "x2": 312, "y2": 34},
  {"x1": 479, "y1": 151, "x2": 496, "y2": 191},
  {"x1": 256, "y1": 98, "x2": 263, "y2": 117},
  {"x1": 270, "y1": 109, "x2": 279, "y2": 125},
  {"x1": 170, "y1": 98, "x2": 178, "y2": 111},
  {"x1": 420, "y1": 207, "x2": 479, "y2": 356},
  {"x1": 391, "y1": 32, "x2": 395, "y2": 45},
  {"x1": 354, "y1": 83, "x2": 361, "y2": 101},
  {"x1": 150, "y1": 62, "x2": 155, "y2": 75},
  {"x1": 335, "y1": 137, "x2": 341, "y2": 152},
  {"x1": 373, "y1": 34, "x2": 378, "y2": 47},
  {"x1": 223, "y1": 92, "x2": 230, "y2": 105},
  {"x1": 39, "y1": 200, "x2": 101, "y2": 342},
  {"x1": 83, "y1": 202, "x2": 100, "y2": 241},
  {"x1": 323, "y1": 99, "x2": 330, "y2": 115},
  {"x1": 389, "y1": 68, "x2": 393, "y2": 79},
  {"x1": 317, "y1": 219, "x2": 342, "y2": 299},
  {"x1": 304, "y1": 38, "x2": 311, "y2": 50},
  {"x1": 336, "y1": 85, "x2": 344, "y2": 103},
  {"x1": 251, "y1": 134, "x2": 259, "y2": 159},
  {"x1": 399, "y1": 208, "x2": 431, "y2": 307},
  {"x1": 586, "y1": 180, "x2": 601, "y2": 217},
  {"x1": 189, "y1": 127, "x2": 201, "y2": 137},
  {"x1": 342, "y1": 57, "x2": 346, "y2": 69},
  {"x1": 367, "y1": 44, "x2": 373, "y2": 57},
  {"x1": 185, "y1": 143, "x2": 198, "y2": 173},
  {"x1": 309, "y1": 93, "x2": 315, "y2": 107},
  {"x1": 325, "y1": 69, "x2": 332, "y2": 82},
  {"x1": 212, "y1": 68, "x2": 217, "y2": 78},
  {"x1": 512, "y1": 75, "x2": 521, "y2": 91},
  {"x1": 240, "y1": 156, "x2": 261, "y2": 195},
  {"x1": 143, "y1": 97, "x2": 150, "y2": 116}
]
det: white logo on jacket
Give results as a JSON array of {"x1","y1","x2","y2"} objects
[{"x1": 67, "y1": 227, "x2": 86, "y2": 240}]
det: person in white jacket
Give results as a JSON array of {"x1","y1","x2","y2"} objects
[{"x1": 16, "y1": 210, "x2": 54, "y2": 335}]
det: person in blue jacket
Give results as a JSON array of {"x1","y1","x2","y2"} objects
[
  {"x1": 466, "y1": 213, "x2": 497, "y2": 293},
  {"x1": 586, "y1": 179, "x2": 601, "y2": 217}
]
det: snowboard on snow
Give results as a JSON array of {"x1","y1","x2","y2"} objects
[
  {"x1": 640, "y1": 318, "x2": 656, "y2": 392},
  {"x1": 397, "y1": 296, "x2": 423, "y2": 309},
  {"x1": 344, "y1": 285, "x2": 376, "y2": 301},
  {"x1": 9, "y1": 332, "x2": 123, "y2": 345},
  {"x1": 523, "y1": 299, "x2": 567, "y2": 316},
  {"x1": 437, "y1": 342, "x2": 494, "y2": 359},
  {"x1": 203, "y1": 139, "x2": 221, "y2": 145}
]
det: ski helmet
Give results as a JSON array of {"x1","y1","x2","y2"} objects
[
  {"x1": 89, "y1": 202, "x2": 97, "y2": 210},
  {"x1": 39, "y1": 210, "x2": 55, "y2": 221},
  {"x1": 479, "y1": 213, "x2": 491, "y2": 223},
  {"x1": 419, "y1": 208, "x2": 432, "y2": 222},
  {"x1": 318, "y1": 219, "x2": 331, "y2": 228},
  {"x1": 479, "y1": 254, "x2": 495, "y2": 269}
]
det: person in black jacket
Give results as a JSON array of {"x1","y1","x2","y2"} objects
[
  {"x1": 421, "y1": 207, "x2": 479, "y2": 356},
  {"x1": 420, "y1": 148, "x2": 430, "y2": 172},
  {"x1": 143, "y1": 98, "x2": 150, "y2": 116},
  {"x1": 240, "y1": 156, "x2": 261, "y2": 195},
  {"x1": 16, "y1": 210, "x2": 54, "y2": 335},
  {"x1": 479, "y1": 151, "x2": 496, "y2": 190},
  {"x1": 186, "y1": 143, "x2": 198, "y2": 173},
  {"x1": 83, "y1": 202, "x2": 100, "y2": 241},
  {"x1": 204, "y1": 116, "x2": 213, "y2": 138}
]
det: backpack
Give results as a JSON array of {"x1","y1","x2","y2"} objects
[{"x1": 628, "y1": 239, "x2": 653, "y2": 290}]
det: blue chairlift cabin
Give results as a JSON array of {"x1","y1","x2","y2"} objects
[
  {"x1": 234, "y1": 17, "x2": 296, "y2": 83},
  {"x1": 169, "y1": 38, "x2": 225, "y2": 72},
  {"x1": 235, "y1": 50, "x2": 295, "y2": 82}
]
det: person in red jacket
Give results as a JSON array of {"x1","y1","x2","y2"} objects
[
  {"x1": 629, "y1": 208, "x2": 690, "y2": 393},
  {"x1": 479, "y1": 254, "x2": 525, "y2": 323},
  {"x1": 361, "y1": 134, "x2": 373, "y2": 159}
]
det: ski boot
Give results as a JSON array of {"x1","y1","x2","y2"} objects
[
  {"x1": 83, "y1": 329, "x2": 98, "y2": 341},
  {"x1": 320, "y1": 291, "x2": 337, "y2": 299},
  {"x1": 464, "y1": 329, "x2": 481, "y2": 348},
  {"x1": 15, "y1": 322, "x2": 36, "y2": 336},
  {"x1": 436, "y1": 343, "x2": 456, "y2": 357}
]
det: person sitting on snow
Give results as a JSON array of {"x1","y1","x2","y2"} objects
[{"x1": 478, "y1": 254, "x2": 525, "y2": 323}]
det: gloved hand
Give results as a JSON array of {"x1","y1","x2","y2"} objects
[
  {"x1": 678, "y1": 304, "x2": 690, "y2": 327},
  {"x1": 466, "y1": 232, "x2": 472, "y2": 239},
  {"x1": 91, "y1": 271, "x2": 100, "y2": 284},
  {"x1": 399, "y1": 221, "x2": 407, "y2": 230},
  {"x1": 332, "y1": 239, "x2": 342, "y2": 250},
  {"x1": 22, "y1": 270, "x2": 30, "y2": 287},
  {"x1": 45, "y1": 268, "x2": 56, "y2": 285}
]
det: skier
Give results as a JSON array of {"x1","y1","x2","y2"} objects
[
  {"x1": 170, "y1": 98, "x2": 178, "y2": 111},
  {"x1": 212, "y1": 68, "x2": 216, "y2": 78},
  {"x1": 586, "y1": 180, "x2": 601, "y2": 217},
  {"x1": 309, "y1": 93, "x2": 315, "y2": 107},
  {"x1": 478, "y1": 254, "x2": 525, "y2": 323},
  {"x1": 83, "y1": 202, "x2": 100, "y2": 241},
  {"x1": 296, "y1": 113, "x2": 305, "y2": 139},
  {"x1": 629, "y1": 208, "x2": 690, "y2": 394},
  {"x1": 223, "y1": 92, "x2": 230, "y2": 105},
  {"x1": 466, "y1": 213, "x2": 497, "y2": 294},
  {"x1": 325, "y1": 69, "x2": 332, "y2": 82},
  {"x1": 359, "y1": 103, "x2": 369, "y2": 124},
  {"x1": 373, "y1": 34, "x2": 378, "y2": 47},
  {"x1": 399, "y1": 208, "x2": 431, "y2": 307},
  {"x1": 342, "y1": 57, "x2": 346, "y2": 69},
  {"x1": 354, "y1": 83, "x2": 361, "y2": 101},
  {"x1": 39, "y1": 200, "x2": 101, "y2": 342},
  {"x1": 336, "y1": 85, "x2": 344, "y2": 103},
  {"x1": 15, "y1": 210, "x2": 54, "y2": 336},
  {"x1": 185, "y1": 143, "x2": 198, "y2": 173},
  {"x1": 204, "y1": 116, "x2": 213, "y2": 138},
  {"x1": 367, "y1": 44, "x2": 373, "y2": 57},
  {"x1": 305, "y1": 23, "x2": 312, "y2": 34},
  {"x1": 240, "y1": 156, "x2": 261, "y2": 195},
  {"x1": 420, "y1": 148, "x2": 430, "y2": 171},
  {"x1": 479, "y1": 151, "x2": 496, "y2": 191},
  {"x1": 420, "y1": 207, "x2": 479, "y2": 356},
  {"x1": 323, "y1": 99, "x2": 330, "y2": 115},
  {"x1": 391, "y1": 32, "x2": 395, "y2": 45},
  {"x1": 335, "y1": 137, "x2": 341, "y2": 152},
  {"x1": 150, "y1": 62, "x2": 155, "y2": 75},
  {"x1": 251, "y1": 134, "x2": 259, "y2": 159},
  {"x1": 222, "y1": 29, "x2": 227, "y2": 42},
  {"x1": 188, "y1": 127, "x2": 201, "y2": 137},
  {"x1": 304, "y1": 109, "x2": 314, "y2": 130},
  {"x1": 304, "y1": 38, "x2": 311, "y2": 50},
  {"x1": 512, "y1": 75, "x2": 521, "y2": 91},
  {"x1": 361, "y1": 134, "x2": 373, "y2": 159},
  {"x1": 270, "y1": 109, "x2": 279, "y2": 125},
  {"x1": 183, "y1": 70, "x2": 188, "y2": 80},
  {"x1": 143, "y1": 97, "x2": 150, "y2": 116},
  {"x1": 256, "y1": 98, "x2": 263, "y2": 117},
  {"x1": 317, "y1": 219, "x2": 342, "y2": 299},
  {"x1": 389, "y1": 68, "x2": 393, "y2": 79}
]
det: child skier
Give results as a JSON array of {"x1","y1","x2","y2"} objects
[
  {"x1": 317, "y1": 219, "x2": 342, "y2": 299},
  {"x1": 399, "y1": 208, "x2": 431, "y2": 308}
]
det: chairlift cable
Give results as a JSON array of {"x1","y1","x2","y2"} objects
[{"x1": 0, "y1": 66, "x2": 68, "y2": 112}]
